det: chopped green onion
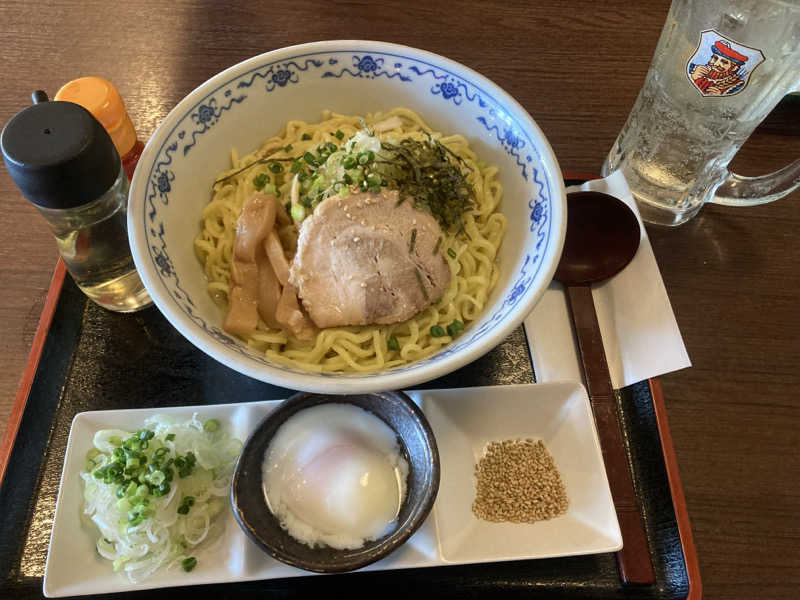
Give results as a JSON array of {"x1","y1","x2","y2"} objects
[
  {"x1": 177, "y1": 496, "x2": 195, "y2": 515},
  {"x1": 334, "y1": 129, "x2": 344, "y2": 140},
  {"x1": 165, "y1": 433, "x2": 175, "y2": 442},
  {"x1": 181, "y1": 557, "x2": 197, "y2": 572},
  {"x1": 252, "y1": 173, "x2": 269, "y2": 189},
  {"x1": 147, "y1": 470, "x2": 165, "y2": 486},
  {"x1": 290, "y1": 160, "x2": 303, "y2": 174},
  {"x1": 303, "y1": 151, "x2": 317, "y2": 166},
  {"x1": 446, "y1": 319, "x2": 465, "y2": 337},
  {"x1": 203, "y1": 418, "x2": 220, "y2": 433},
  {"x1": 268, "y1": 162, "x2": 283, "y2": 173},
  {"x1": 85, "y1": 448, "x2": 101, "y2": 471},
  {"x1": 387, "y1": 335, "x2": 400, "y2": 351},
  {"x1": 109, "y1": 436, "x2": 122, "y2": 446},
  {"x1": 284, "y1": 144, "x2": 293, "y2": 152},
  {"x1": 301, "y1": 132, "x2": 312, "y2": 141},
  {"x1": 430, "y1": 325, "x2": 446, "y2": 337},
  {"x1": 290, "y1": 203, "x2": 306, "y2": 222},
  {"x1": 447, "y1": 247, "x2": 457, "y2": 259},
  {"x1": 342, "y1": 155, "x2": 357, "y2": 169}
]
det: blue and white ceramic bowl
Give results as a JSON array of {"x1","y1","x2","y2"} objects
[{"x1": 128, "y1": 40, "x2": 566, "y2": 393}]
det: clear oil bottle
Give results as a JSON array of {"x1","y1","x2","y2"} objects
[{"x1": 1, "y1": 91, "x2": 151, "y2": 312}]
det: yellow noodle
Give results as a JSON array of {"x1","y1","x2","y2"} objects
[{"x1": 194, "y1": 109, "x2": 507, "y2": 372}]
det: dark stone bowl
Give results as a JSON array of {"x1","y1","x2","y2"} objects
[{"x1": 230, "y1": 391, "x2": 440, "y2": 573}]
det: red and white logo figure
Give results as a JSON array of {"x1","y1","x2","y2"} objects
[{"x1": 686, "y1": 30, "x2": 765, "y2": 97}]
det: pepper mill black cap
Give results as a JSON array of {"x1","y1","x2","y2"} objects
[{"x1": 1, "y1": 93, "x2": 121, "y2": 209}]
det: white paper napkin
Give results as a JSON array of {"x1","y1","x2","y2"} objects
[{"x1": 524, "y1": 170, "x2": 691, "y2": 388}]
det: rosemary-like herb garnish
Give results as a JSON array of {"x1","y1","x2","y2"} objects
[{"x1": 213, "y1": 153, "x2": 294, "y2": 186}]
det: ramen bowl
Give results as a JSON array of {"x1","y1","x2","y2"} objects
[{"x1": 128, "y1": 40, "x2": 566, "y2": 393}]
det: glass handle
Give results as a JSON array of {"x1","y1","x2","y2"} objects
[{"x1": 711, "y1": 157, "x2": 800, "y2": 206}]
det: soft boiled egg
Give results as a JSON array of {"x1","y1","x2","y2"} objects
[{"x1": 261, "y1": 403, "x2": 409, "y2": 549}]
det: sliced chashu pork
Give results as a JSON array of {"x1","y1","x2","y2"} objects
[{"x1": 289, "y1": 189, "x2": 451, "y2": 328}]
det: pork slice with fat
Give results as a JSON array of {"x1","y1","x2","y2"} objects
[{"x1": 289, "y1": 189, "x2": 451, "y2": 328}]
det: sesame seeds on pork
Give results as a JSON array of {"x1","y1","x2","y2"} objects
[{"x1": 289, "y1": 189, "x2": 451, "y2": 328}]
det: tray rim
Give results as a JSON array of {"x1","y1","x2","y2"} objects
[{"x1": 0, "y1": 173, "x2": 702, "y2": 599}]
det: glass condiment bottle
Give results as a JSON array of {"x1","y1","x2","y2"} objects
[
  {"x1": 1, "y1": 92, "x2": 152, "y2": 312},
  {"x1": 54, "y1": 77, "x2": 144, "y2": 181}
]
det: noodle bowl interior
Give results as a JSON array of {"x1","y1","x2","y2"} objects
[{"x1": 194, "y1": 108, "x2": 506, "y2": 373}]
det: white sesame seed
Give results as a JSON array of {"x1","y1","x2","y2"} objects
[{"x1": 472, "y1": 439, "x2": 568, "y2": 523}]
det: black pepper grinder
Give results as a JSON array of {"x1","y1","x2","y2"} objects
[{"x1": 1, "y1": 91, "x2": 151, "y2": 312}]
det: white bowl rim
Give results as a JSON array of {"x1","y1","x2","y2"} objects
[{"x1": 129, "y1": 39, "x2": 566, "y2": 393}]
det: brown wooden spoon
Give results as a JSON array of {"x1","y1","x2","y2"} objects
[{"x1": 554, "y1": 191, "x2": 655, "y2": 584}]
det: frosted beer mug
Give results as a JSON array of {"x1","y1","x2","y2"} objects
[{"x1": 602, "y1": 0, "x2": 800, "y2": 226}]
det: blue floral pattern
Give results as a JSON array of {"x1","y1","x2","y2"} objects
[
  {"x1": 323, "y1": 55, "x2": 412, "y2": 81},
  {"x1": 272, "y1": 69, "x2": 292, "y2": 86},
  {"x1": 439, "y1": 81, "x2": 458, "y2": 99},
  {"x1": 356, "y1": 55, "x2": 379, "y2": 72},
  {"x1": 182, "y1": 95, "x2": 246, "y2": 156},
  {"x1": 477, "y1": 113, "x2": 530, "y2": 180},
  {"x1": 156, "y1": 171, "x2": 172, "y2": 195},
  {"x1": 141, "y1": 49, "x2": 557, "y2": 377}
]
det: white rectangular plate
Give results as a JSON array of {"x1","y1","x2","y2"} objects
[{"x1": 44, "y1": 382, "x2": 621, "y2": 597}]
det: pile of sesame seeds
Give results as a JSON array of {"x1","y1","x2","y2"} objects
[{"x1": 472, "y1": 438, "x2": 569, "y2": 523}]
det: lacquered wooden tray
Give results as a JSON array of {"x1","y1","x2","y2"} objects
[{"x1": 0, "y1": 176, "x2": 700, "y2": 599}]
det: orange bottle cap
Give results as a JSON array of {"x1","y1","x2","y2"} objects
[{"x1": 55, "y1": 77, "x2": 137, "y2": 156}]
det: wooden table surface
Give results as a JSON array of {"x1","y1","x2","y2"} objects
[{"x1": 1, "y1": 1, "x2": 798, "y2": 597}]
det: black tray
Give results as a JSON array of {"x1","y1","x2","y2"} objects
[{"x1": 0, "y1": 178, "x2": 699, "y2": 599}]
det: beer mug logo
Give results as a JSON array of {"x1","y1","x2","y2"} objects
[{"x1": 687, "y1": 30, "x2": 765, "y2": 97}]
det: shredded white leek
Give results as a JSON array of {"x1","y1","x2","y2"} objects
[{"x1": 80, "y1": 413, "x2": 241, "y2": 582}]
